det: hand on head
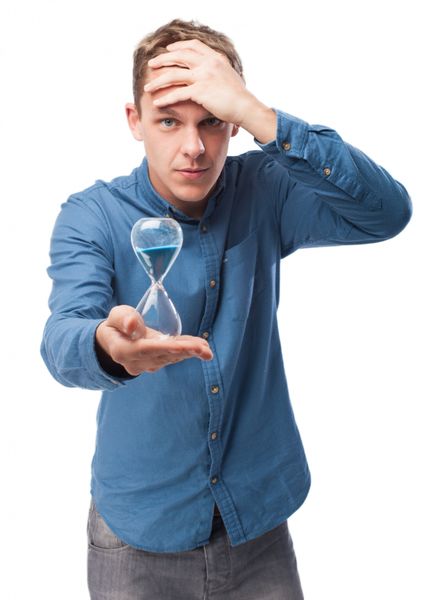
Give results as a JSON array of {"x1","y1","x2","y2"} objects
[{"x1": 143, "y1": 39, "x2": 253, "y2": 127}]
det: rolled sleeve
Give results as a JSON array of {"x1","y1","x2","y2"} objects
[
  {"x1": 41, "y1": 193, "x2": 130, "y2": 391},
  {"x1": 254, "y1": 108, "x2": 412, "y2": 251}
]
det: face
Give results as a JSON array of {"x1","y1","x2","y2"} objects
[{"x1": 126, "y1": 67, "x2": 239, "y2": 219}]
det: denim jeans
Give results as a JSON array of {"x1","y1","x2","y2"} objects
[{"x1": 87, "y1": 499, "x2": 304, "y2": 599}]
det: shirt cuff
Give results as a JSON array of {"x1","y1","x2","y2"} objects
[
  {"x1": 254, "y1": 108, "x2": 309, "y2": 159},
  {"x1": 83, "y1": 319, "x2": 131, "y2": 390}
]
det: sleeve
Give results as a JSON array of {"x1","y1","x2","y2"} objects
[
  {"x1": 254, "y1": 109, "x2": 412, "y2": 257},
  {"x1": 40, "y1": 194, "x2": 129, "y2": 391}
]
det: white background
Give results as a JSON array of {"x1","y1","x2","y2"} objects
[{"x1": 0, "y1": 0, "x2": 438, "y2": 598}]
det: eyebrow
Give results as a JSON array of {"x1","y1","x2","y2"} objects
[{"x1": 152, "y1": 107, "x2": 216, "y2": 120}]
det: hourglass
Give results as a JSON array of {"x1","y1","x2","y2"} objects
[{"x1": 131, "y1": 218, "x2": 183, "y2": 336}]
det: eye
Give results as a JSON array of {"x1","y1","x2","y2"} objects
[
  {"x1": 205, "y1": 117, "x2": 222, "y2": 127},
  {"x1": 160, "y1": 118, "x2": 176, "y2": 128}
]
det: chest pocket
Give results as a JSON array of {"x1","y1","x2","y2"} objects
[{"x1": 219, "y1": 231, "x2": 259, "y2": 322}]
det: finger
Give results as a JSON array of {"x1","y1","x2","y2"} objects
[
  {"x1": 160, "y1": 356, "x2": 184, "y2": 365},
  {"x1": 152, "y1": 86, "x2": 196, "y2": 108},
  {"x1": 165, "y1": 39, "x2": 211, "y2": 55},
  {"x1": 106, "y1": 305, "x2": 135, "y2": 326},
  {"x1": 133, "y1": 348, "x2": 196, "y2": 362},
  {"x1": 136, "y1": 341, "x2": 200, "y2": 357},
  {"x1": 168, "y1": 335, "x2": 211, "y2": 348},
  {"x1": 173, "y1": 336, "x2": 212, "y2": 356},
  {"x1": 107, "y1": 305, "x2": 145, "y2": 339},
  {"x1": 144, "y1": 326, "x2": 165, "y2": 340},
  {"x1": 175, "y1": 343, "x2": 213, "y2": 360},
  {"x1": 149, "y1": 353, "x2": 186, "y2": 365},
  {"x1": 123, "y1": 312, "x2": 147, "y2": 341},
  {"x1": 137, "y1": 339, "x2": 212, "y2": 360},
  {"x1": 144, "y1": 68, "x2": 193, "y2": 93},
  {"x1": 148, "y1": 49, "x2": 199, "y2": 70},
  {"x1": 126, "y1": 353, "x2": 190, "y2": 375}
]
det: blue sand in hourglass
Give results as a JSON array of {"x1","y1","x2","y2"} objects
[
  {"x1": 131, "y1": 217, "x2": 183, "y2": 336},
  {"x1": 135, "y1": 245, "x2": 179, "y2": 280}
]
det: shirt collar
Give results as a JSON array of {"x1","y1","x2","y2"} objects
[{"x1": 136, "y1": 157, "x2": 226, "y2": 223}]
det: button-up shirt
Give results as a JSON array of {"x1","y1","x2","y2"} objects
[{"x1": 41, "y1": 109, "x2": 412, "y2": 552}]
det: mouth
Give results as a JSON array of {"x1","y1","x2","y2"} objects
[{"x1": 176, "y1": 168, "x2": 209, "y2": 180}]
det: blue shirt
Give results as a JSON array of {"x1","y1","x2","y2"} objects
[{"x1": 41, "y1": 109, "x2": 411, "y2": 552}]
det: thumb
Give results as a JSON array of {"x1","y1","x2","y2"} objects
[{"x1": 122, "y1": 309, "x2": 146, "y2": 341}]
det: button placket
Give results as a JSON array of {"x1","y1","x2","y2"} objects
[{"x1": 197, "y1": 222, "x2": 225, "y2": 499}]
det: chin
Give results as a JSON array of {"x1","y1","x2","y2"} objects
[{"x1": 177, "y1": 189, "x2": 210, "y2": 203}]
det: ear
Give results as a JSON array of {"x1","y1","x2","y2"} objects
[
  {"x1": 125, "y1": 103, "x2": 144, "y2": 141},
  {"x1": 231, "y1": 124, "x2": 240, "y2": 137}
]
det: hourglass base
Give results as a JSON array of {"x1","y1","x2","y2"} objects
[{"x1": 136, "y1": 282, "x2": 182, "y2": 337}]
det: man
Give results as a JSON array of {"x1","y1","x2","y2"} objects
[{"x1": 41, "y1": 18, "x2": 412, "y2": 600}]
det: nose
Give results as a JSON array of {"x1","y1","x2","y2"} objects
[{"x1": 181, "y1": 127, "x2": 205, "y2": 159}]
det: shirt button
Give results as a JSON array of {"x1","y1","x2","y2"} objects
[
  {"x1": 201, "y1": 224, "x2": 208, "y2": 233},
  {"x1": 211, "y1": 476, "x2": 219, "y2": 485},
  {"x1": 209, "y1": 279, "x2": 216, "y2": 288},
  {"x1": 211, "y1": 385, "x2": 219, "y2": 394},
  {"x1": 211, "y1": 432, "x2": 218, "y2": 440},
  {"x1": 282, "y1": 141, "x2": 291, "y2": 151},
  {"x1": 202, "y1": 331, "x2": 209, "y2": 339},
  {"x1": 323, "y1": 167, "x2": 331, "y2": 176}
]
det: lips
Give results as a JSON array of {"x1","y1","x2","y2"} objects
[{"x1": 177, "y1": 168, "x2": 209, "y2": 180}]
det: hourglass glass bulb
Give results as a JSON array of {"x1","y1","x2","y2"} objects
[{"x1": 131, "y1": 218, "x2": 183, "y2": 336}]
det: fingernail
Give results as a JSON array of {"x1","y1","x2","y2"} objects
[{"x1": 130, "y1": 330, "x2": 140, "y2": 341}]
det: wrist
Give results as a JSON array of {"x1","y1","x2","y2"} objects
[
  {"x1": 94, "y1": 323, "x2": 135, "y2": 379},
  {"x1": 237, "y1": 97, "x2": 277, "y2": 145}
]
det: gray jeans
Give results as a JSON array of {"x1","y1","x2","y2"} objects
[{"x1": 87, "y1": 500, "x2": 304, "y2": 599}]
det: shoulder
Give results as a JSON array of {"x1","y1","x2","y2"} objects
[
  {"x1": 62, "y1": 161, "x2": 145, "y2": 217},
  {"x1": 225, "y1": 146, "x2": 286, "y2": 174},
  {"x1": 71, "y1": 161, "x2": 142, "y2": 201},
  {"x1": 225, "y1": 148, "x2": 269, "y2": 171},
  {"x1": 224, "y1": 147, "x2": 289, "y2": 187}
]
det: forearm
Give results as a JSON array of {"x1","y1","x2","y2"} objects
[{"x1": 40, "y1": 194, "x2": 133, "y2": 390}]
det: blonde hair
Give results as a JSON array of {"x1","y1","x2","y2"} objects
[{"x1": 132, "y1": 19, "x2": 244, "y2": 113}]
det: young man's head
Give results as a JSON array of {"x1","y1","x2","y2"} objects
[{"x1": 126, "y1": 19, "x2": 244, "y2": 218}]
